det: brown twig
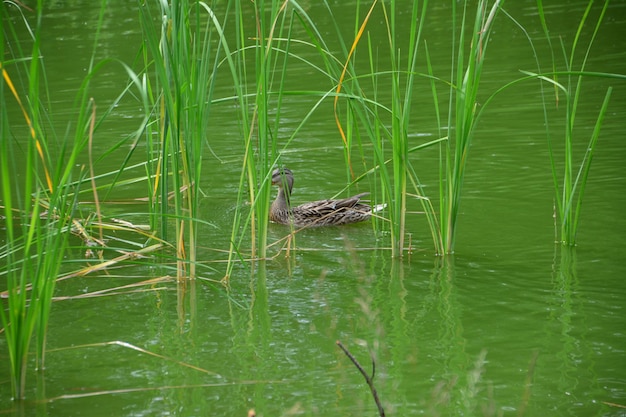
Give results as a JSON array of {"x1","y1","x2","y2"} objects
[
  {"x1": 336, "y1": 340, "x2": 385, "y2": 417},
  {"x1": 517, "y1": 350, "x2": 539, "y2": 417}
]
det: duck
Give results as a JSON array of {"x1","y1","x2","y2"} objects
[{"x1": 269, "y1": 167, "x2": 384, "y2": 227}]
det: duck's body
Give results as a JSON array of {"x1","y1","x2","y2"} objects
[{"x1": 269, "y1": 168, "x2": 383, "y2": 227}]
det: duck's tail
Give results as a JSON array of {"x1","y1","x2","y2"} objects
[{"x1": 371, "y1": 203, "x2": 387, "y2": 213}]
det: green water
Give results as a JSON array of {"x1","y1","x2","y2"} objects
[{"x1": 2, "y1": 1, "x2": 626, "y2": 416}]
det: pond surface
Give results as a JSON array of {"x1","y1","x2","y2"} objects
[{"x1": 1, "y1": 1, "x2": 626, "y2": 416}]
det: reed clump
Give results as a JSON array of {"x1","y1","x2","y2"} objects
[
  {"x1": 139, "y1": 0, "x2": 238, "y2": 279},
  {"x1": 0, "y1": 0, "x2": 90, "y2": 398},
  {"x1": 299, "y1": 0, "x2": 502, "y2": 255},
  {"x1": 1, "y1": 0, "x2": 152, "y2": 399},
  {"x1": 535, "y1": 0, "x2": 613, "y2": 246}
]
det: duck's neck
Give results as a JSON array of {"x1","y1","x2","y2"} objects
[{"x1": 272, "y1": 186, "x2": 291, "y2": 212}]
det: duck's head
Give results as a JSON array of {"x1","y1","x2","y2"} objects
[{"x1": 271, "y1": 167, "x2": 294, "y2": 191}]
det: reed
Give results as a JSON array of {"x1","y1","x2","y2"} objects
[
  {"x1": 351, "y1": 0, "x2": 437, "y2": 256},
  {"x1": 0, "y1": 184, "x2": 77, "y2": 400},
  {"x1": 139, "y1": 0, "x2": 233, "y2": 278},
  {"x1": 536, "y1": 0, "x2": 612, "y2": 245},
  {"x1": 1, "y1": 0, "x2": 60, "y2": 399},
  {"x1": 312, "y1": 0, "x2": 503, "y2": 256},
  {"x1": 240, "y1": 0, "x2": 289, "y2": 261},
  {"x1": 224, "y1": 0, "x2": 303, "y2": 277},
  {"x1": 435, "y1": 0, "x2": 614, "y2": 252},
  {"x1": 381, "y1": 0, "x2": 433, "y2": 256},
  {"x1": 138, "y1": 0, "x2": 292, "y2": 280},
  {"x1": 436, "y1": 0, "x2": 502, "y2": 254},
  {"x1": 223, "y1": 0, "x2": 253, "y2": 279},
  {"x1": 0, "y1": 0, "x2": 110, "y2": 398},
  {"x1": 474, "y1": 2, "x2": 620, "y2": 247}
]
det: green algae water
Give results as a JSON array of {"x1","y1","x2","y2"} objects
[{"x1": 1, "y1": 1, "x2": 625, "y2": 416}]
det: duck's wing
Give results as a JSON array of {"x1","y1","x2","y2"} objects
[
  {"x1": 291, "y1": 193, "x2": 372, "y2": 226},
  {"x1": 295, "y1": 192, "x2": 369, "y2": 212}
]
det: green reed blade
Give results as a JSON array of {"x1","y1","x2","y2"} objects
[
  {"x1": 138, "y1": 0, "x2": 240, "y2": 277},
  {"x1": 534, "y1": 0, "x2": 611, "y2": 245},
  {"x1": 0, "y1": 0, "x2": 131, "y2": 398},
  {"x1": 570, "y1": 87, "x2": 612, "y2": 240}
]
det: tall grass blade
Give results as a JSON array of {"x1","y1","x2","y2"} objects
[
  {"x1": 537, "y1": 0, "x2": 611, "y2": 245},
  {"x1": 570, "y1": 87, "x2": 612, "y2": 238},
  {"x1": 139, "y1": 0, "x2": 233, "y2": 278},
  {"x1": 225, "y1": 0, "x2": 294, "y2": 275},
  {"x1": 0, "y1": 0, "x2": 114, "y2": 398},
  {"x1": 440, "y1": 0, "x2": 502, "y2": 254}
]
